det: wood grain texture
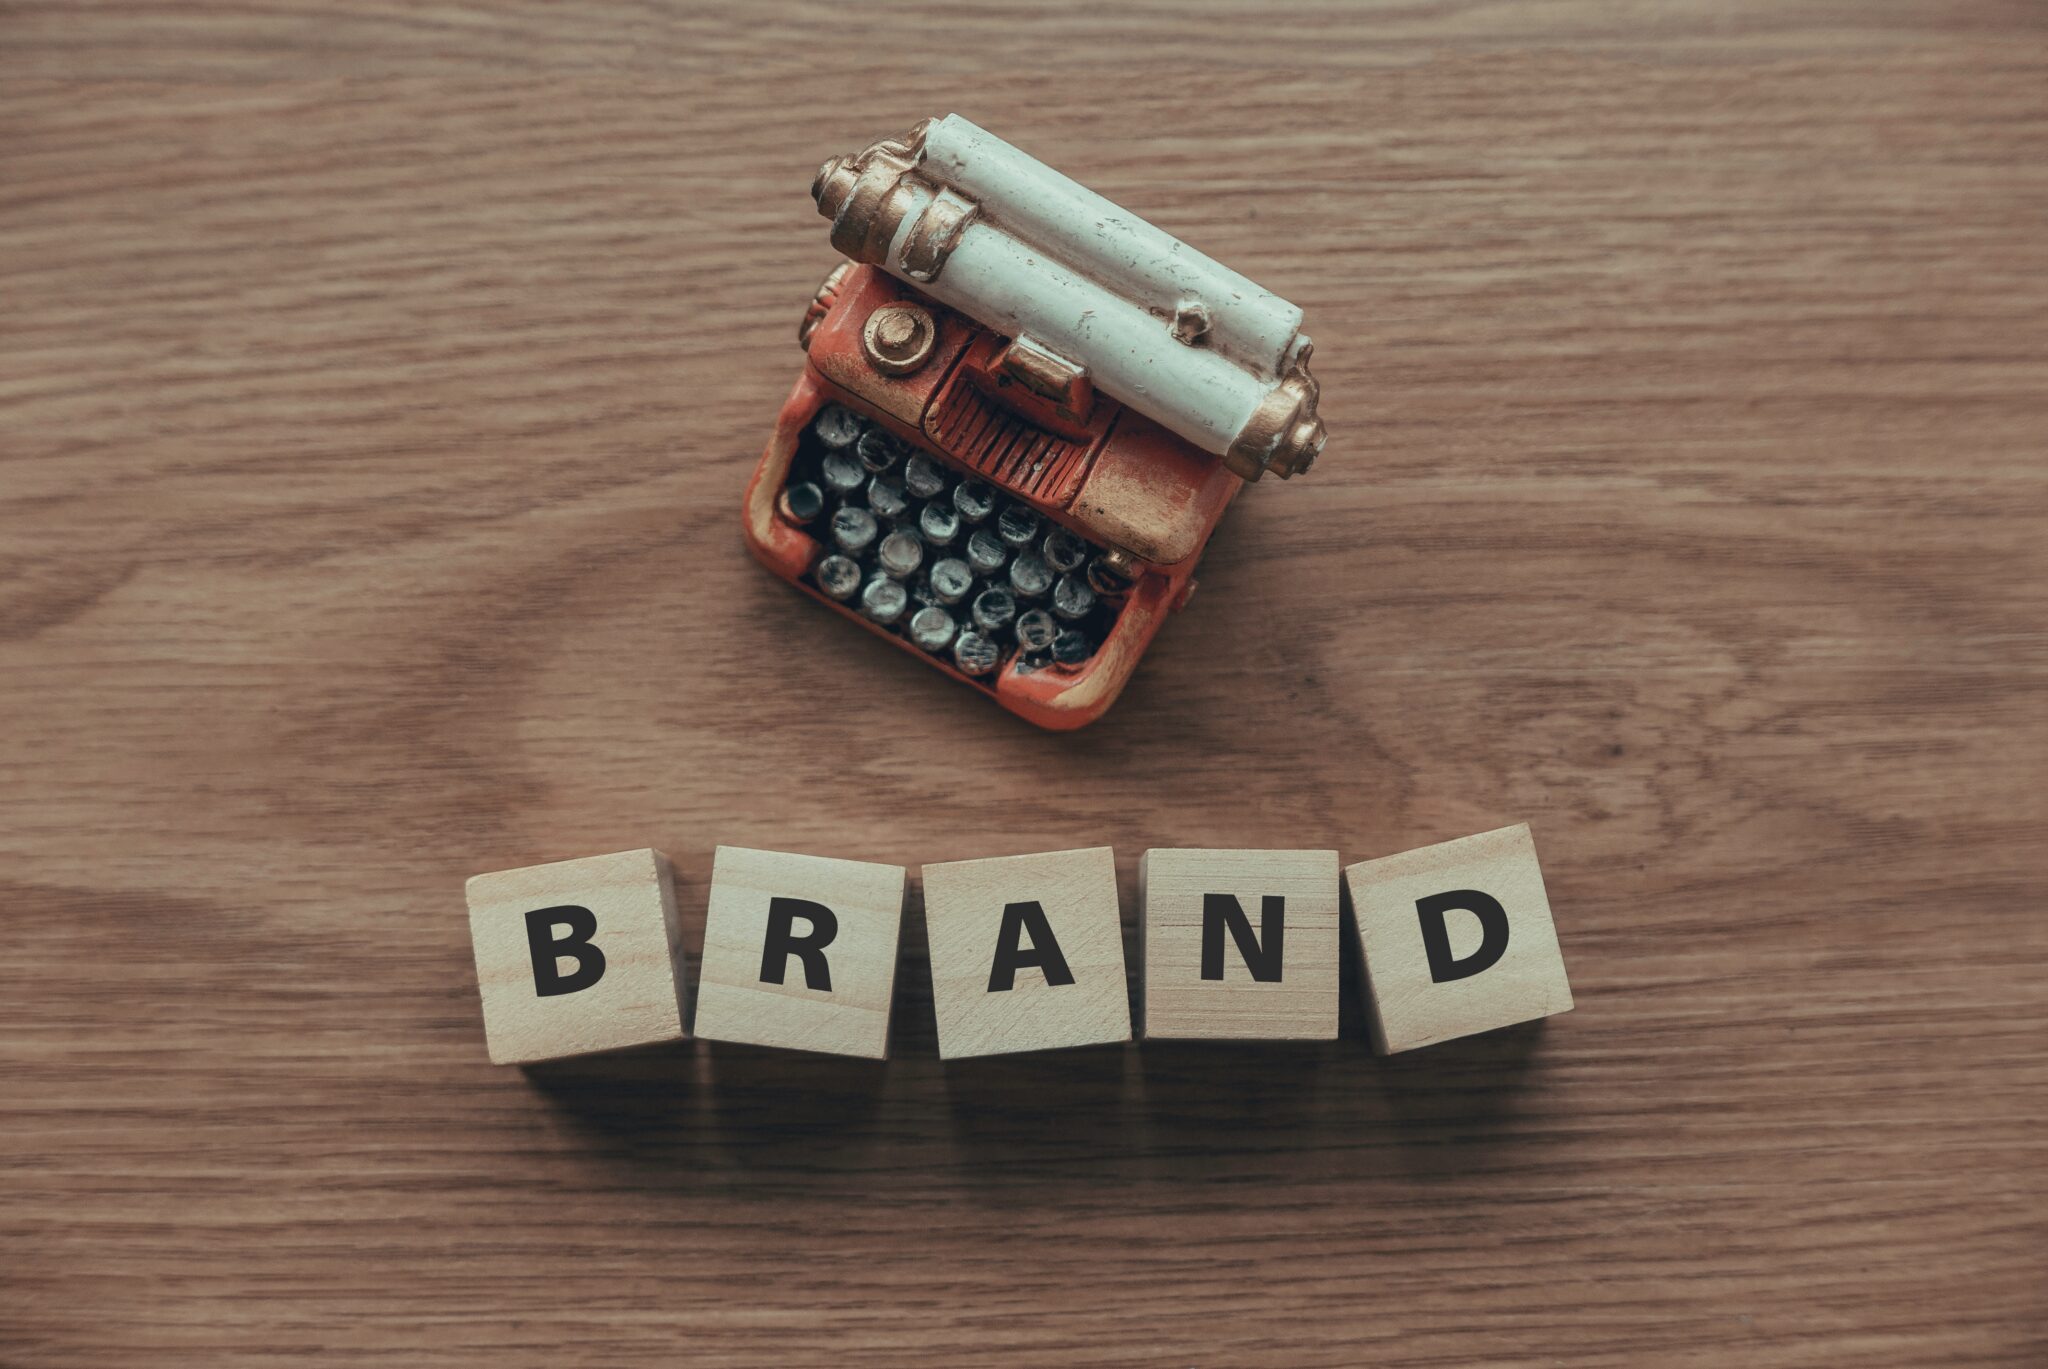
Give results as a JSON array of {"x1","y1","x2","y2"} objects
[{"x1": 2, "y1": 2, "x2": 2044, "y2": 1364}]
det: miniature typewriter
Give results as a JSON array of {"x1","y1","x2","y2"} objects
[{"x1": 743, "y1": 115, "x2": 1326, "y2": 730}]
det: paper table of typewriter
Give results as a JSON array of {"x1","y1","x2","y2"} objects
[{"x1": 744, "y1": 115, "x2": 1328, "y2": 730}]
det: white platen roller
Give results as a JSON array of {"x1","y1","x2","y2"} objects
[
  {"x1": 917, "y1": 115, "x2": 1306, "y2": 379},
  {"x1": 812, "y1": 115, "x2": 1325, "y2": 481}
]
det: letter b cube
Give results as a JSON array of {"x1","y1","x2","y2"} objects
[{"x1": 466, "y1": 848, "x2": 690, "y2": 1064}]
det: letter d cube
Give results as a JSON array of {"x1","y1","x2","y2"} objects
[
  {"x1": 1345, "y1": 824, "x2": 1573, "y2": 1054},
  {"x1": 466, "y1": 848, "x2": 690, "y2": 1065}
]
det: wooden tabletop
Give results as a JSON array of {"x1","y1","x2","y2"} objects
[{"x1": 5, "y1": 5, "x2": 2044, "y2": 1365}]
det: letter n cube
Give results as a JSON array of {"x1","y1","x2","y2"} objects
[{"x1": 1140, "y1": 848, "x2": 1340, "y2": 1040}]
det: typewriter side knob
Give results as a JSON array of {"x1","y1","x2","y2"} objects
[
  {"x1": 1223, "y1": 370, "x2": 1326, "y2": 482},
  {"x1": 797, "y1": 261, "x2": 853, "y2": 349}
]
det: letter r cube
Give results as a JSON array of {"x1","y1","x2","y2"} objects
[
  {"x1": 466, "y1": 848, "x2": 690, "y2": 1065},
  {"x1": 693, "y1": 845, "x2": 908, "y2": 1059}
]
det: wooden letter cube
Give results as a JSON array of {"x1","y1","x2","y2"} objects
[
  {"x1": 922, "y1": 846, "x2": 1131, "y2": 1060},
  {"x1": 693, "y1": 845, "x2": 907, "y2": 1059},
  {"x1": 1345, "y1": 823, "x2": 1573, "y2": 1053},
  {"x1": 1139, "y1": 848, "x2": 1340, "y2": 1040},
  {"x1": 466, "y1": 848, "x2": 689, "y2": 1065}
]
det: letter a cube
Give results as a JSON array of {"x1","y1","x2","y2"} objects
[
  {"x1": 1345, "y1": 824, "x2": 1573, "y2": 1053},
  {"x1": 466, "y1": 848, "x2": 690, "y2": 1065},
  {"x1": 922, "y1": 846, "x2": 1131, "y2": 1060}
]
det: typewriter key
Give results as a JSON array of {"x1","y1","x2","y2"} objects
[
  {"x1": 778, "y1": 480, "x2": 825, "y2": 525},
  {"x1": 856, "y1": 427, "x2": 904, "y2": 473},
  {"x1": 820, "y1": 449, "x2": 866, "y2": 496},
  {"x1": 1050, "y1": 573, "x2": 1095, "y2": 621},
  {"x1": 866, "y1": 474, "x2": 909, "y2": 521},
  {"x1": 1015, "y1": 608, "x2": 1057, "y2": 653},
  {"x1": 996, "y1": 503, "x2": 1039, "y2": 548},
  {"x1": 1051, "y1": 628, "x2": 1092, "y2": 667},
  {"x1": 903, "y1": 452, "x2": 948, "y2": 500},
  {"x1": 815, "y1": 554, "x2": 862, "y2": 601},
  {"x1": 1085, "y1": 552, "x2": 1136, "y2": 598},
  {"x1": 877, "y1": 529, "x2": 925, "y2": 580},
  {"x1": 965, "y1": 528, "x2": 1008, "y2": 576},
  {"x1": 1008, "y1": 553, "x2": 1053, "y2": 600},
  {"x1": 952, "y1": 630, "x2": 1001, "y2": 677},
  {"x1": 929, "y1": 557, "x2": 975, "y2": 605},
  {"x1": 953, "y1": 480, "x2": 998, "y2": 524},
  {"x1": 919, "y1": 502, "x2": 961, "y2": 547},
  {"x1": 860, "y1": 575, "x2": 909, "y2": 625},
  {"x1": 1042, "y1": 527, "x2": 1089, "y2": 573},
  {"x1": 813, "y1": 404, "x2": 863, "y2": 449},
  {"x1": 971, "y1": 587, "x2": 1017, "y2": 634},
  {"x1": 908, "y1": 606, "x2": 958, "y2": 653},
  {"x1": 830, "y1": 506, "x2": 879, "y2": 556}
]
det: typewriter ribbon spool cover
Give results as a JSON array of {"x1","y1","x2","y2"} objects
[{"x1": 743, "y1": 114, "x2": 1328, "y2": 730}]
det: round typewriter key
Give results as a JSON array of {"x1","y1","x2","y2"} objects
[
  {"x1": 1042, "y1": 526, "x2": 1089, "y2": 573},
  {"x1": 866, "y1": 474, "x2": 909, "y2": 521},
  {"x1": 903, "y1": 452, "x2": 949, "y2": 500},
  {"x1": 908, "y1": 606, "x2": 958, "y2": 653},
  {"x1": 1008, "y1": 552, "x2": 1053, "y2": 600},
  {"x1": 778, "y1": 480, "x2": 825, "y2": 524},
  {"x1": 965, "y1": 528, "x2": 1008, "y2": 576},
  {"x1": 929, "y1": 557, "x2": 974, "y2": 605},
  {"x1": 971, "y1": 587, "x2": 1017, "y2": 634},
  {"x1": 856, "y1": 427, "x2": 903, "y2": 473},
  {"x1": 1051, "y1": 628, "x2": 1092, "y2": 667},
  {"x1": 814, "y1": 554, "x2": 862, "y2": 601},
  {"x1": 877, "y1": 529, "x2": 924, "y2": 580},
  {"x1": 829, "y1": 506, "x2": 878, "y2": 556},
  {"x1": 813, "y1": 404, "x2": 863, "y2": 449},
  {"x1": 918, "y1": 501, "x2": 960, "y2": 547},
  {"x1": 820, "y1": 449, "x2": 865, "y2": 496},
  {"x1": 1015, "y1": 608, "x2": 1057, "y2": 652},
  {"x1": 859, "y1": 575, "x2": 908, "y2": 625},
  {"x1": 952, "y1": 630, "x2": 1001, "y2": 677},
  {"x1": 1050, "y1": 572, "x2": 1095, "y2": 621},
  {"x1": 953, "y1": 480, "x2": 998, "y2": 524},
  {"x1": 1085, "y1": 553, "x2": 1135, "y2": 597},
  {"x1": 996, "y1": 503, "x2": 1039, "y2": 548}
]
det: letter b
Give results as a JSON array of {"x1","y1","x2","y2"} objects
[{"x1": 524, "y1": 905, "x2": 607, "y2": 997}]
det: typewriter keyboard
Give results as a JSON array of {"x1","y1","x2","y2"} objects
[{"x1": 781, "y1": 404, "x2": 1126, "y2": 676}]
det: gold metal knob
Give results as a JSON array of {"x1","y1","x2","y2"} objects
[{"x1": 861, "y1": 303, "x2": 937, "y2": 376}]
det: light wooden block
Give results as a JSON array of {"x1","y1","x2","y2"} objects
[
  {"x1": 465, "y1": 848, "x2": 688, "y2": 1065},
  {"x1": 1345, "y1": 823, "x2": 1573, "y2": 1053},
  {"x1": 1139, "y1": 848, "x2": 1340, "y2": 1040},
  {"x1": 693, "y1": 845, "x2": 907, "y2": 1059},
  {"x1": 922, "y1": 846, "x2": 1131, "y2": 1060}
]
